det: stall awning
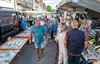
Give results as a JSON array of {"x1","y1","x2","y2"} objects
[
  {"x1": 57, "y1": 0, "x2": 100, "y2": 13},
  {"x1": 74, "y1": 0, "x2": 100, "y2": 13}
]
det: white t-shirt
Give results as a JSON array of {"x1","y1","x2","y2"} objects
[{"x1": 56, "y1": 32, "x2": 66, "y2": 54}]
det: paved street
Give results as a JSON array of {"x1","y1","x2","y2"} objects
[{"x1": 10, "y1": 40, "x2": 57, "y2": 64}]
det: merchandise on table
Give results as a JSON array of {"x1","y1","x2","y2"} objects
[
  {"x1": 0, "y1": 50, "x2": 18, "y2": 64},
  {"x1": 94, "y1": 61, "x2": 100, "y2": 64},
  {"x1": 15, "y1": 27, "x2": 31, "y2": 38},
  {"x1": 15, "y1": 32, "x2": 31, "y2": 38},
  {"x1": 0, "y1": 38, "x2": 28, "y2": 64},
  {"x1": 1, "y1": 38, "x2": 28, "y2": 49},
  {"x1": 82, "y1": 45, "x2": 100, "y2": 63}
]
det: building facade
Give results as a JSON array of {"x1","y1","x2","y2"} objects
[
  {"x1": 33, "y1": 0, "x2": 39, "y2": 10},
  {"x1": 39, "y1": 0, "x2": 43, "y2": 9},
  {"x1": 0, "y1": 0, "x2": 15, "y2": 10},
  {"x1": 17, "y1": 0, "x2": 33, "y2": 11}
]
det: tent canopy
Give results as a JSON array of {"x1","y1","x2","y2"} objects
[{"x1": 57, "y1": 0, "x2": 100, "y2": 13}]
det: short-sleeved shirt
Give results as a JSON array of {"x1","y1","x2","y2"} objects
[
  {"x1": 21, "y1": 19, "x2": 27, "y2": 30},
  {"x1": 21, "y1": 19, "x2": 27, "y2": 26},
  {"x1": 53, "y1": 21, "x2": 58, "y2": 33},
  {"x1": 31, "y1": 26, "x2": 45, "y2": 44},
  {"x1": 56, "y1": 32, "x2": 66, "y2": 54}
]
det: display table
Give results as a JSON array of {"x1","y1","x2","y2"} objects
[
  {"x1": 15, "y1": 30, "x2": 32, "y2": 44},
  {"x1": 16, "y1": 31, "x2": 31, "y2": 38},
  {"x1": 0, "y1": 38, "x2": 28, "y2": 64},
  {"x1": 82, "y1": 45, "x2": 100, "y2": 64}
]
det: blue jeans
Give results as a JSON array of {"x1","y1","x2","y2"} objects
[{"x1": 68, "y1": 54, "x2": 80, "y2": 64}]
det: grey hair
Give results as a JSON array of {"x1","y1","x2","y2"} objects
[
  {"x1": 70, "y1": 20, "x2": 79, "y2": 28},
  {"x1": 62, "y1": 25, "x2": 68, "y2": 31}
]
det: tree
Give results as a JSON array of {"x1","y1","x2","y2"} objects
[{"x1": 47, "y1": 5, "x2": 52, "y2": 12}]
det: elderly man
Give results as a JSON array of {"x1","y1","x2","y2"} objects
[
  {"x1": 31, "y1": 19, "x2": 46, "y2": 61},
  {"x1": 65, "y1": 20, "x2": 88, "y2": 64}
]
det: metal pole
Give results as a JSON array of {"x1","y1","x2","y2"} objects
[{"x1": 14, "y1": 0, "x2": 17, "y2": 11}]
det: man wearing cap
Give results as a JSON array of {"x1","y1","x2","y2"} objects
[{"x1": 31, "y1": 19, "x2": 46, "y2": 61}]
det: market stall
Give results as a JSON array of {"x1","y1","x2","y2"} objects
[
  {"x1": 82, "y1": 29, "x2": 100, "y2": 64},
  {"x1": 15, "y1": 28, "x2": 32, "y2": 44},
  {"x1": 0, "y1": 38, "x2": 28, "y2": 64}
]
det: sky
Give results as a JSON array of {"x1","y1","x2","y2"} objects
[{"x1": 43, "y1": 0, "x2": 62, "y2": 9}]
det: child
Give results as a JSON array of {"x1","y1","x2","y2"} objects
[{"x1": 55, "y1": 25, "x2": 68, "y2": 64}]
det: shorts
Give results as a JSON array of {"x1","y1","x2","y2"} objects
[{"x1": 35, "y1": 42, "x2": 44, "y2": 49}]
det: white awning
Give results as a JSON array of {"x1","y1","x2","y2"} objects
[{"x1": 57, "y1": 0, "x2": 100, "y2": 13}]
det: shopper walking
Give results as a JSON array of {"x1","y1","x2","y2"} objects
[
  {"x1": 31, "y1": 20, "x2": 46, "y2": 61},
  {"x1": 50, "y1": 20, "x2": 54, "y2": 40},
  {"x1": 43, "y1": 21, "x2": 48, "y2": 47},
  {"x1": 53, "y1": 17, "x2": 58, "y2": 34},
  {"x1": 65, "y1": 20, "x2": 88, "y2": 64},
  {"x1": 21, "y1": 16, "x2": 27, "y2": 31},
  {"x1": 55, "y1": 25, "x2": 68, "y2": 64}
]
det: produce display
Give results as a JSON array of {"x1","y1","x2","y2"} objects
[{"x1": 82, "y1": 45, "x2": 100, "y2": 63}]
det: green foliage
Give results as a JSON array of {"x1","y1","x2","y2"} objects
[{"x1": 47, "y1": 5, "x2": 52, "y2": 12}]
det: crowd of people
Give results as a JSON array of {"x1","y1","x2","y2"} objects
[{"x1": 20, "y1": 14, "x2": 94, "y2": 64}]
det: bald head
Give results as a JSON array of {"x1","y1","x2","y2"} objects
[{"x1": 70, "y1": 20, "x2": 79, "y2": 29}]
